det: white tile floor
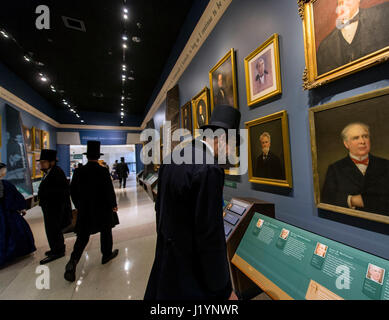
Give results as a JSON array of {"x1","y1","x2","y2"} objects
[{"x1": 0, "y1": 174, "x2": 157, "y2": 300}]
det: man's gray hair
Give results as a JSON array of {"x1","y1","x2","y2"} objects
[
  {"x1": 259, "y1": 131, "x2": 271, "y2": 142},
  {"x1": 341, "y1": 122, "x2": 370, "y2": 141}
]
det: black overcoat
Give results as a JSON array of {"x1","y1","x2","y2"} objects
[
  {"x1": 116, "y1": 162, "x2": 129, "y2": 179},
  {"x1": 321, "y1": 155, "x2": 389, "y2": 215},
  {"x1": 70, "y1": 162, "x2": 118, "y2": 235},
  {"x1": 38, "y1": 165, "x2": 72, "y2": 230},
  {"x1": 144, "y1": 140, "x2": 232, "y2": 300}
]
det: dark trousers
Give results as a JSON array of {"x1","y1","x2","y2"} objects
[
  {"x1": 119, "y1": 177, "x2": 127, "y2": 188},
  {"x1": 70, "y1": 228, "x2": 113, "y2": 263},
  {"x1": 42, "y1": 206, "x2": 65, "y2": 254}
]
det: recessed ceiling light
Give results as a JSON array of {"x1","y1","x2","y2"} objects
[
  {"x1": 40, "y1": 75, "x2": 48, "y2": 82},
  {"x1": 121, "y1": 96, "x2": 124, "y2": 100},
  {"x1": 24, "y1": 55, "x2": 31, "y2": 62},
  {"x1": 0, "y1": 30, "x2": 9, "y2": 38},
  {"x1": 121, "y1": 103, "x2": 124, "y2": 106},
  {"x1": 132, "y1": 36, "x2": 141, "y2": 43},
  {"x1": 123, "y1": 14, "x2": 128, "y2": 20},
  {"x1": 81, "y1": 120, "x2": 84, "y2": 123},
  {"x1": 63, "y1": 101, "x2": 68, "y2": 105},
  {"x1": 121, "y1": 121, "x2": 123, "y2": 124},
  {"x1": 128, "y1": 76, "x2": 135, "y2": 80},
  {"x1": 76, "y1": 114, "x2": 80, "y2": 118},
  {"x1": 123, "y1": 43, "x2": 127, "y2": 49},
  {"x1": 120, "y1": 112, "x2": 124, "y2": 116},
  {"x1": 122, "y1": 35, "x2": 128, "y2": 41},
  {"x1": 123, "y1": 8, "x2": 128, "y2": 13}
]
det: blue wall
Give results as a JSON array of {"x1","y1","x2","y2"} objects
[{"x1": 172, "y1": 0, "x2": 389, "y2": 258}]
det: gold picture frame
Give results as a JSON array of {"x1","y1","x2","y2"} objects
[
  {"x1": 299, "y1": 0, "x2": 389, "y2": 90},
  {"x1": 191, "y1": 87, "x2": 210, "y2": 133},
  {"x1": 309, "y1": 86, "x2": 389, "y2": 224},
  {"x1": 244, "y1": 34, "x2": 282, "y2": 106},
  {"x1": 209, "y1": 48, "x2": 238, "y2": 110},
  {"x1": 32, "y1": 152, "x2": 42, "y2": 179},
  {"x1": 245, "y1": 111, "x2": 292, "y2": 188},
  {"x1": 181, "y1": 101, "x2": 193, "y2": 135},
  {"x1": 32, "y1": 127, "x2": 41, "y2": 151},
  {"x1": 23, "y1": 126, "x2": 32, "y2": 153},
  {"x1": 41, "y1": 130, "x2": 50, "y2": 149}
]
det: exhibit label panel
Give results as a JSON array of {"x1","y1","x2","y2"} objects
[{"x1": 233, "y1": 213, "x2": 389, "y2": 300}]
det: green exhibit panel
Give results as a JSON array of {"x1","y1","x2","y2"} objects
[{"x1": 232, "y1": 212, "x2": 389, "y2": 300}]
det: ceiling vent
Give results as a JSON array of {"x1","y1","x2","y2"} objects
[{"x1": 62, "y1": 16, "x2": 86, "y2": 32}]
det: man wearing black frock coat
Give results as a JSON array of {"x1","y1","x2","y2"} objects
[
  {"x1": 144, "y1": 105, "x2": 240, "y2": 300},
  {"x1": 64, "y1": 141, "x2": 119, "y2": 282},
  {"x1": 322, "y1": 122, "x2": 389, "y2": 215},
  {"x1": 38, "y1": 149, "x2": 72, "y2": 264}
]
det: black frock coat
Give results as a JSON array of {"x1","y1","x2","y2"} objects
[
  {"x1": 38, "y1": 165, "x2": 72, "y2": 230},
  {"x1": 70, "y1": 161, "x2": 118, "y2": 235},
  {"x1": 144, "y1": 140, "x2": 232, "y2": 300},
  {"x1": 321, "y1": 154, "x2": 389, "y2": 215}
]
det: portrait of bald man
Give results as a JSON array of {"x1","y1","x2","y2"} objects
[
  {"x1": 321, "y1": 122, "x2": 389, "y2": 215},
  {"x1": 316, "y1": 0, "x2": 389, "y2": 75}
]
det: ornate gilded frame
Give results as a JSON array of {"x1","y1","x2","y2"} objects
[
  {"x1": 309, "y1": 86, "x2": 389, "y2": 224},
  {"x1": 245, "y1": 110, "x2": 293, "y2": 188},
  {"x1": 299, "y1": 0, "x2": 389, "y2": 90},
  {"x1": 191, "y1": 87, "x2": 210, "y2": 133},
  {"x1": 180, "y1": 101, "x2": 193, "y2": 134},
  {"x1": 244, "y1": 34, "x2": 282, "y2": 106},
  {"x1": 32, "y1": 127, "x2": 41, "y2": 151},
  {"x1": 32, "y1": 152, "x2": 42, "y2": 179},
  {"x1": 209, "y1": 48, "x2": 238, "y2": 110},
  {"x1": 41, "y1": 130, "x2": 50, "y2": 149}
]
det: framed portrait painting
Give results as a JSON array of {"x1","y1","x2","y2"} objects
[
  {"x1": 244, "y1": 34, "x2": 282, "y2": 106},
  {"x1": 181, "y1": 101, "x2": 193, "y2": 134},
  {"x1": 191, "y1": 87, "x2": 210, "y2": 133},
  {"x1": 300, "y1": 0, "x2": 389, "y2": 89},
  {"x1": 23, "y1": 126, "x2": 32, "y2": 152},
  {"x1": 32, "y1": 153, "x2": 42, "y2": 179},
  {"x1": 309, "y1": 86, "x2": 389, "y2": 224},
  {"x1": 245, "y1": 111, "x2": 293, "y2": 188},
  {"x1": 209, "y1": 48, "x2": 238, "y2": 110},
  {"x1": 32, "y1": 127, "x2": 41, "y2": 151},
  {"x1": 41, "y1": 130, "x2": 49, "y2": 149}
]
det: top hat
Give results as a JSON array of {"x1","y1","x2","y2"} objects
[
  {"x1": 38, "y1": 149, "x2": 57, "y2": 161},
  {"x1": 83, "y1": 141, "x2": 104, "y2": 158},
  {"x1": 120, "y1": 157, "x2": 125, "y2": 162},
  {"x1": 200, "y1": 104, "x2": 242, "y2": 144}
]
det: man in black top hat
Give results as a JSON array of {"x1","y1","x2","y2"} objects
[
  {"x1": 38, "y1": 149, "x2": 72, "y2": 264},
  {"x1": 144, "y1": 105, "x2": 240, "y2": 300},
  {"x1": 64, "y1": 141, "x2": 119, "y2": 282},
  {"x1": 116, "y1": 157, "x2": 129, "y2": 188}
]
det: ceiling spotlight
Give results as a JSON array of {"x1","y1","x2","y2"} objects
[
  {"x1": 121, "y1": 108, "x2": 124, "y2": 111},
  {"x1": 121, "y1": 103, "x2": 124, "y2": 106},
  {"x1": 24, "y1": 55, "x2": 31, "y2": 62},
  {"x1": 128, "y1": 76, "x2": 135, "y2": 80},
  {"x1": 40, "y1": 75, "x2": 48, "y2": 82},
  {"x1": 63, "y1": 101, "x2": 68, "y2": 105},
  {"x1": 81, "y1": 120, "x2": 84, "y2": 123},
  {"x1": 122, "y1": 43, "x2": 127, "y2": 49},
  {"x1": 70, "y1": 108, "x2": 74, "y2": 112},
  {"x1": 132, "y1": 36, "x2": 141, "y2": 43},
  {"x1": 50, "y1": 85, "x2": 56, "y2": 92},
  {"x1": 123, "y1": 14, "x2": 128, "y2": 20},
  {"x1": 123, "y1": 8, "x2": 128, "y2": 13},
  {"x1": 121, "y1": 121, "x2": 123, "y2": 124},
  {"x1": 122, "y1": 35, "x2": 128, "y2": 41},
  {"x1": 0, "y1": 30, "x2": 9, "y2": 38},
  {"x1": 120, "y1": 112, "x2": 124, "y2": 116},
  {"x1": 121, "y1": 96, "x2": 124, "y2": 101},
  {"x1": 76, "y1": 114, "x2": 80, "y2": 118}
]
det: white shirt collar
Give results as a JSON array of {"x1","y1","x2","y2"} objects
[{"x1": 349, "y1": 152, "x2": 368, "y2": 162}]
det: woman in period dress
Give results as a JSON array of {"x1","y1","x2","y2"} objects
[{"x1": 0, "y1": 163, "x2": 36, "y2": 267}]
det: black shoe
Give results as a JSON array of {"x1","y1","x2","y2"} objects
[
  {"x1": 64, "y1": 259, "x2": 77, "y2": 282},
  {"x1": 44, "y1": 250, "x2": 52, "y2": 256},
  {"x1": 40, "y1": 252, "x2": 65, "y2": 265},
  {"x1": 102, "y1": 249, "x2": 119, "y2": 264}
]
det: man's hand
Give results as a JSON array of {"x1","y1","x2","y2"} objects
[
  {"x1": 350, "y1": 195, "x2": 364, "y2": 208},
  {"x1": 228, "y1": 290, "x2": 238, "y2": 300}
]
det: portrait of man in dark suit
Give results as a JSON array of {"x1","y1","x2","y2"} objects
[
  {"x1": 253, "y1": 58, "x2": 273, "y2": 95},
  {"x1": 196, "y1": 100, "x2": 207, "y2": 128},
  {"x1": 316, "y1": 0, "x2": 389, "y2": 75},
  {"x1": 255, "y1": 132, "x2": 284, "y2": 180},
  {"x1": 215, "y1": 73, "x2": 229, "y2": 106},
  {"x1": 321, "y1": 122, "x2": 389, "y2": 215}
]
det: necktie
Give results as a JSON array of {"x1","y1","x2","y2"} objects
[{"x1": 351, "y1": 157, "x2": 369, "y2": 165}]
